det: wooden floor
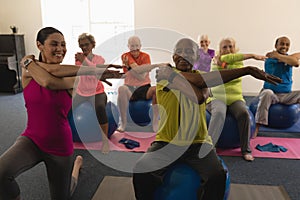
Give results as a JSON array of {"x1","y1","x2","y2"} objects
[{"x1": 92, "y1": 176, "x2": 291, "y2": 200}]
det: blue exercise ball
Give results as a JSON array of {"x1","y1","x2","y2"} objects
[
  {"x1": 154, "y1": 157, "x2": 230, "y2": 200},
  {"x1": 206, "y1": 108, "x2": 255, "y2": 148},
  {"x1": 68, "y1": 101, "x2": 102, "y2": 142},
  {"x1": 106, "y1": 101, "x2": 119, "y2": 138},
  {"x1": 220, "y1": 158, "x2": 231, "y2": 200},
  {"x1": 68, "y1": 101, "x2": 119, "y2": 142},
  {"x1": 205, "y1": 109, "x2": 211, "y2": 128},
  {"x1": 249, "y1": 96, "x2": 300, "y2": 129},
  {"x1": 128, "y1": 99, "x2": 153, "y2": 126}
]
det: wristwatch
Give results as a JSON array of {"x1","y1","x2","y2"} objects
[
  {"x1": 168, "y1": 71, "x2": 178, "y2": 83},
  {"x1": 23, "y1": 58, "x2": 33, "y2": 71}
]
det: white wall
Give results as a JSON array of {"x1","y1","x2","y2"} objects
[
  {"x1": 1, "y1": 0, "x2": 300, "y2": 95},
  {"x1": 135, "y1": 0, "x2": 300, "y2": 95},
  {"x1": 0, "y1": 0, "x2": 43, "y2": 56}
]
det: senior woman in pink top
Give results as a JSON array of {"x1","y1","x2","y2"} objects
[{"x1": 74, "y1": 33, "x2": 110, "y2": 154}]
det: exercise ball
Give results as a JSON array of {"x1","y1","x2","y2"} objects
[
  {"x1": 128, "y1": 99, "x2": 153, "y2": 126},
  {"x1": 221, "y1": 158, "x2": 231, "y2": 200},
  {"x1": 249, "y1": 96, "x2": 300, "y2": 129},
  {"x1": 68, "y1": 101, "x2": 119, "y2": 142},
  {"x1": 106, "y1": 101, "x2": 119, "y2": 138},
  {"x1": 68, "y1": 101, "x2": 102, "y2": 142},
  {"x1": 205, "y1": 110, "x2": 211, "y2": 127},
  {"x1": 154, "y1": 157, "x2": 230, "y2": 200},
  {"x1": 206, "y1": 108, "x2": 255, "y2": 148}
]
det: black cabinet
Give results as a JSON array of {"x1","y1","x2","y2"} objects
[{"x1": 0, "y1": 34, "x2": 25, "y2": 93}]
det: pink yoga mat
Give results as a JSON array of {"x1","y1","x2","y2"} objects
[
  {"x1": 217, "y1": 137, "x2": 300, "y2": 159},
  {"x1": 73, "y1": 131, "x2": 156, "y2": 152},
  {"x1": 74, "y1": 132, "x2": 300, "y2": 159}
]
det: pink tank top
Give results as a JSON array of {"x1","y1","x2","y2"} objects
[{"x1": 21, "y1": 80, "x2": 73, "y2": 156}]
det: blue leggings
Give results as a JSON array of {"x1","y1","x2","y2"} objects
[{"x1": 0, "y1": 136, "x2": 76, "y2": 200}]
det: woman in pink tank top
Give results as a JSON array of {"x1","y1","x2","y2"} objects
[{"x1": 0, "y1": 27, "x2": 123, "y2": 199}]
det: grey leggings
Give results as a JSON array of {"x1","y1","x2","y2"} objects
[
  {"x1": 207, "y1": 100, "x2": 252, "y2": 154},
  {"x1": 0, "y1": 136, "x2": 76, "y2": 200}
]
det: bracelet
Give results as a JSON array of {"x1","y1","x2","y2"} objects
[{"x1": 168, "y1": 71, "x2": 178, "y2": 83}]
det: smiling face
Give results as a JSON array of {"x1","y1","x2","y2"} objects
[
  {"x1": 173, "y1": 38, "x2": 199, "y2": 72},
  {"x1": 275, "y1": 37, "x2": 290, "y2": 55},
  {"x1": 199, "y1": 35, "x2": 210, "y2": 51},
  {"x1": 79, "y1": 38, "x2": 94, "y2": 56},
  {"x1": 37, "y1": 32, "x2": 66, "y2": 64},
  {"x1": 128, "y1": 36, "x2": 142, "y2": 59},
  {"x1": 219, "y1": 39, "x2": 236, "y2": 56}
]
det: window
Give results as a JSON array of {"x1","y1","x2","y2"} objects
[{"x1": 41, "y1": 0, "x2": 134, "y2": 64}]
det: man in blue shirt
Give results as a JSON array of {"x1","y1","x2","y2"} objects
[{"x1": 254, "y1": 36, "x2": 300, "y2": 137}]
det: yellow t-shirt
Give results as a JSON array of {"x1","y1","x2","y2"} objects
[{"x1": 155, "y1": 69, "x2": 212, "y2": 146}]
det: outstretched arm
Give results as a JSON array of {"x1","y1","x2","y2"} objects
[
  {"x1": 156, "y1": 66, "x2": 281, "y2": 104},
  {"x1": 21, "y1": 55, "x2": 123, "y2": 90},
  {"x1": 121, "y1": 53, "x2": 154, "y2": 80},
  {"x1": 37, "y1": 62, "x2": 123, "y2": 86},
  {"x1": 21, "y1": 59, "x2": 75, "y2": 90},
  {"x1": 181, "y1": 66, "x2": 281, "y2": 88},
  {"x1": 37, "y1": 62, "x2": 123, "y2": 77},
  {"x1": 214, "y1": 53, "x2": 266, "y2": 68},
  {"x1": 266, "y1": 51, "x2": 299, "y2": 67},
  {"x1": 156, "y1": 67, "x2": 210, "y2": 104},
  {"x1": 294, "y1": 52, "x2": 300, "y2": 67},
  {"x1": 243, "y1": 54, "x2": 266, "y2": 61}
]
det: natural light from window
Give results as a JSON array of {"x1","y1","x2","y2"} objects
[{"x1": 40, "y1": 0, "x2": 134, "y2": 64}]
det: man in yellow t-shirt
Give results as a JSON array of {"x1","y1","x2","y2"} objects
[{"x1": 132, "y1": 38, "x2": 282, "y2": 200}]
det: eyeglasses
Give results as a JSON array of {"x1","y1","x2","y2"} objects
[
  {"x1": 174, "y1": 48, "x2": 195, "y2": 55},
  {"x1": 222, "y1": 45, "x2": 233, "y2": 49},
  {"x1": 79, "y1": 43, "x2": 91, "y2": 48}
]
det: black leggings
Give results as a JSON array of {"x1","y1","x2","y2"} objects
[
  {"x1": 127, "y1": 84, "x2": 151, "y2": 101},
  {"x1": 0, "y1": 136, "x2": 76, "y2": 200},
  {"x1": 73, "y1": 92, "x2": 108, "y2": 124}
]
